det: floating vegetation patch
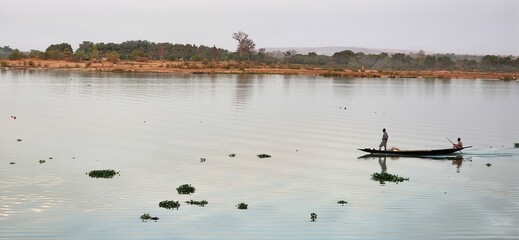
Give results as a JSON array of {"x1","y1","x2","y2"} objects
[
  {"x1": 10, "y1": 162, "x2": 15, "y2": 165},
  {"x1": 200, "y1": 158, "x2": 206, "y2": 162},
  {"x1": 39, "y1": 160, "x2": 46, "y2": 164},
  {"x1": 159, "y1": 200, "x2": 180, "y2": 210},
  {"x1": 176, "y1": 184, "x2": 196, "y2": 194},
  {"x1": 310, "y1": 213, "x2": 317, "y2": 222},
  {"x1": 371, "y1": 172, "x2": 409, "y2": 184},
  {"x1": 140, "y1": 213, "x2": 151, "y2": 221},
  {"x1": 185, "y1": 200, "x2": 208, "y2": 207},
  {"x1": 237, "y1": 203, "x2": 248, "y2": 210},
  {"x1": 140, "y1": 213, "x2": 159, "y2": 222},
  {"x1": 17, "y1": 139, "x2": 22, "y2": 142},
  {"x1": 486, "y1": 163, "x2": 492, "y2": 167},
  {"x1": 514, "y1": 143, "x2": 518, "y2": 148},
  {"x1": 229, "y1": 154, "x2": 236, "y2": 158},
  {"x1": 257, "y1": 154, "x2": 271, "y2": 159},
  {"x1": 337, "y1": 200, "x2": 348, "y2": 205},
  {"x1": 88, "y1": 169, "x2": 119, "y2": 178}
]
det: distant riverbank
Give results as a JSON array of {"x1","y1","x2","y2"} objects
[{"x1": 2, "y1": 59, "x2": 517, "y2": 80}]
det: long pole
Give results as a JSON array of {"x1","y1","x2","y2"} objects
[
  {"x1": 447, "y1": 138, "x2": 463, "y2": 153},
  {"x1": 446, "y1": 138, "x2": 454, "y2": 145}
]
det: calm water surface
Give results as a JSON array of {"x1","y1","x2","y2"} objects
[{"x1": 1, "y1": 70, "x2": 518, "y2": 239}]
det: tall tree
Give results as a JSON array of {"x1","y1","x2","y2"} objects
[{"x1": 232, "y1": 31, "x2": 256, "y2": 60}]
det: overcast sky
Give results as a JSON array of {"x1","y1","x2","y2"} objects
[{"x1": 1, "y1": 0, "x2": 518, "y2": 55}]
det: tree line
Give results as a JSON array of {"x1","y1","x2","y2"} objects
[{"x1": 1, "y1": 32, "x2": 518, "y2": 72}]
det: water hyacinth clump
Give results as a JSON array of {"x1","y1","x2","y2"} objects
[
  {"x1": 371, "y1": 172, "x2": 409, "y2": 184},
  {"x1": 159, "y1": 200, "x2": 180, "y2": 210},
  {"x1": 229, "y1": 153, "x2": 236, "y2": 158},
  {"x1": 310, "y1": 213, "x2": 317, "y2": 222},
  {"x1": 237, "y1": 203, "x2": 248, "y2": 210},
  {"x1": 486, "y1": 163, "x2": 492, "y2": 167},
  {"x1": 39, "y1": 160, "x2": 46, "y2": 164},
  {"x1": 186, "y1": 200, "x2": 208, "y2": 207},
  {"x1": 514, "y1": 143, "x2": 518, "y2": 148},
  {"x1": 176, "y1": 184, "x2": 196, "y2": 194},
  {"x1": 140, "y1": 213, "x2": 159, "y2": 222},
  {"x1": 140, "y1": 213, "x2": 151, "y2": 221},
  {"x1": 88, "y1": 169, "x2": 118, "y2": 178},
  {"x1": 257, "y1": 154, "x2": 271, "y2": 159},
  {"x1": 338, "y1": 200, "x2": 348, "y2": 205}
]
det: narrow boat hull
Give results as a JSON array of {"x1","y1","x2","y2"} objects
[{"x1": 358, "y1": 146, "x2": 471, "y2": 156}]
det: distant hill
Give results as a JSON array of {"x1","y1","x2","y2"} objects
[{"x1": 265, "y1": 46, "x2": 421, "y2": 56}]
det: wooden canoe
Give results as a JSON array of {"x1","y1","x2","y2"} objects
[{"x1": 358, "y1": 146, "x2": 472, "y2": 156}]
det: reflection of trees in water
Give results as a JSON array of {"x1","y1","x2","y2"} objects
[
  {"x1": 332, "y1": 78, "x2": 355, "y2": 98},
  {"x1": 235, "y1": 74, "x2": 255, "y2": 107}
]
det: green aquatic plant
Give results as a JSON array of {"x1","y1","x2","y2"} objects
[
  {"x1": 486, "y1": 163, "x2": 492, "y2": 167},
  {"x1": 257, "y1": 154, "x2": 271, "y2": 159},
  {"x1": 310, "y1": 213, "x2": 317, "y2": 222},
  {"x1": 371, "y1": 172, "x2": 409, "y2": 184},
  {"x1": 140, "y1": 213, "x2": 151, "y2": 221},
  {"x1": 140, "y1": 213, "x2": 159, "y2": 222},
  {"x1": 185, "y1": 200, "x2": 208, "y2": 207},
  {"x1": 176, "y1": 184, "x2": 196, "y2": 194},
  {"x1": 88, "y1": 169, "x2": 118, "y2": 178},
  {"x1": 39, "y1": 160, "x2": 46, "y2": 164},
  {"x1": 338, "y1": 200, "x2": 348, "y2": 205},
  {"x1": 237, "y1": 203, "x2": 248, "y2": 210},
  {"x1": 159, "y1": 200, "x2": 180, "y2": 210}
]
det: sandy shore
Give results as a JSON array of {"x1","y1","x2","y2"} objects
[{"x1": 2, "y1": 59, "x2": 518, "y2": 80}]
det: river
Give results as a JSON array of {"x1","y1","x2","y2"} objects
[{"x1": 1, "y1": 70, "x2": 518, "y2": 239}]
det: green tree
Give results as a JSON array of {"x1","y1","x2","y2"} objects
[
  {"x1": 437, "y1": 55, "x2": 454, "y2": 69},
  {"x1": 437, "y1": 56, "x2": 453, "y2": 69},
  {"x1": 45, "y1": 43, "x2": 73, "y2": 60},
  {"x1": 77, "y1": 41, "x2": 94, "y2": 53},
  {"x1": 8, "y1": 49, "x2": 22, "y2": 60},
  {"x1": 73, "y1": 50, "x2": 88, "y2": 61},
  {"x1": 332, "y1": 50, "x2": 356, "y2": 65},
  {"x1": 424, "y1": 55, "x2": 437, "y2": 69},
  {"x1": 28, "y1": 50, "x2": 43, "y2": 58},
  {"x1": 105, "y1": 51, "x2": 120, "y2": 63},
  {"x1": 0, "y1": 46, "x2": 14, "y2": 58},
  {"x1": 390, "y1": 53, "x2": 412, "y2": 70},
  {"x1": 480, "y1": 55, "x2": 498, "y2": 71}
]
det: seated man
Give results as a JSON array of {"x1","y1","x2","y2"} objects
[{"x1": 453, "y1": 138, "x2": 463, "y2": 149}]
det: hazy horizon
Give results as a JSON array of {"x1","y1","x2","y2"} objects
[{"x1": 1, "y1": 0, "x2": 518, "y2": 56}]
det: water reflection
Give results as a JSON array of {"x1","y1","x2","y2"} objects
[
  {"x1": 452, "y1": 157, "x2": 463, "y2": 173},
  {"x1": 235, "y1": 74, "x2": 255, "y2": 107},
  {"x1": 359, "y1": 154, "x2": 468, "y2": 173},
  {"x1": 378, "y1": 156, "x2": 387, "y2": 173}
]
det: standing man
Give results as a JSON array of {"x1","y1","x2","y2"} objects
[{"x1": 379, "y1": 128, "x2": 388, "y2": 151}]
